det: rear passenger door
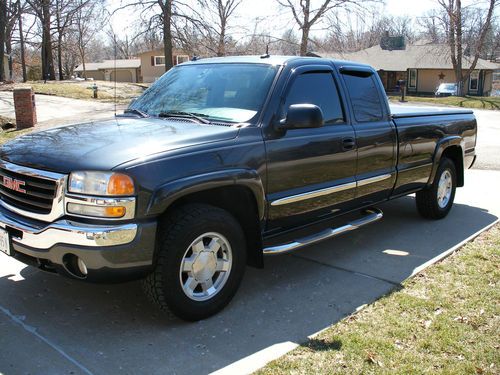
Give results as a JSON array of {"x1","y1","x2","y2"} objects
[
  {"x1": 265, "y1": 65, "x2": 357, "y2": 231},
  {"x1": 339, "y1": 67, "x2": 397, "y2": 206}
]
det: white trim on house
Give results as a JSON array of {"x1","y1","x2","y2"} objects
[
  {"x1": 469, "y1": 70, "x2": 479, "y2": 92},
  {"x1": 176, "y1": 55, "x2": 190, "y2": 64},
  {"x1": 408, "y1": 68, "x2": 417, "y2": 88},
  {"x1": 154, "y1": 56, "x2": 166, "y2": 66}
]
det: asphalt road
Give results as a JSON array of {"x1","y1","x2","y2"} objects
[{"x1": 0, "y1": 105, "x2": 499, "y2": 375}]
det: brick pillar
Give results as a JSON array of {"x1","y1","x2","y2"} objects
[{"x1": 13, "y1": 88, "x2": 37, "y2": 129}]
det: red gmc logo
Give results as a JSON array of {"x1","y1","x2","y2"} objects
[{"x1": 2, "y1": 176, "x2": 26, "y2": 194}]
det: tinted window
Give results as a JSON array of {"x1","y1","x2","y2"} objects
[
  {"x1": 342, "y1": 74, "x2": 384, "y2": 122},
  {"x1": 283, "y1": 72, "x2": 344, "y2": 124}
]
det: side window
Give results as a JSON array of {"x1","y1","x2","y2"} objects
[
  {"x1": 283, "y1": 72, "x2": 344, "y2": 125},
  {"x1": 342, "y1": 74, "x2": 384, "y2": 122}
]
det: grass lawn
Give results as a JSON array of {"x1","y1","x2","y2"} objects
[
  {"x1": 257, "y1": 224, "x2": 500, "y2": 375},
  {"x1": 0, "y1": 116, "x2": 32, "y2": 145},
  {"x1": 1, "y1": 80, "x2": 145, "y2": 104},
  {"x1": 389, "y1": 95, "x2": 500, "y2": 110}
]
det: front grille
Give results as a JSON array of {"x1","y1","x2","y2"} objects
[{"x1": 0, "y1": 166, "x2": 57, "y2": 214}]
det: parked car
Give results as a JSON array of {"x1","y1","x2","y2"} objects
[
  {"x1": 0, "y1": 56, "x2": 477, "y2": 321},
  {"x1": 435, "y1": 83, "x2": 458, "y2": 97}
]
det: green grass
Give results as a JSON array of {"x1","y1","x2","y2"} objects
[
  {"x1": 257, "y1": 224, "x2": 500, "y2": 375},
  {"x1": 0, "y1": 116, "x2": 32, "y2": 145},
  {"x1": 389, "y1": 95, "x2": 500, "y2": 110}
]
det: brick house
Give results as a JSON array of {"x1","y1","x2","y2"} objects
[
  {"x1": 324, "y1": 38, "x2": 500, "y2": 96},
  {"x1": 138, "y1": 49, "x2": 190, "y2": 83}
]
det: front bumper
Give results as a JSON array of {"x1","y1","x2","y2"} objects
[{"x1": 0, "y1": 206, "x2": 157, "y2": 282}]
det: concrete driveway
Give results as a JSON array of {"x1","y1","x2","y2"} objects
[
  {"x1": 0, "y1": 91, "x2": 126, "y2": 127},
  {"x1": 0, "y1": 105, "x2": 499, "y2": 375}
]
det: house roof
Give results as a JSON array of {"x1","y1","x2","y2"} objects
[
  {"x1": 322, "y1": 44, "x2": 500, "y2": 71},
  {"x1": 74, "y1": 59, "x2": 140, "y2": 71}
]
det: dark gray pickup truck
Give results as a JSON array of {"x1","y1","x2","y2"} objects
[{"x1": 0, "y1": 56, "x2": 477, "y2": 320}]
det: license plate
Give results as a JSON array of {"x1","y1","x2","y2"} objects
[{"x1": 0, "y1": 228, "x2": 11, "y2": 256}]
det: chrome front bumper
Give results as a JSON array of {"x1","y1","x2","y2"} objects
[{"x1": 0, "y1": 208, "x2": 137, "y2": 249}]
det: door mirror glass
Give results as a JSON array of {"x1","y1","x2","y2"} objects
[{"x1": 281, "y1": 104, "x2": 324, "y2": 130}]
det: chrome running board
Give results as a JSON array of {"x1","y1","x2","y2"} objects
[{"x1": 263, "y1": 208, "x2": 383, "y2": 255}]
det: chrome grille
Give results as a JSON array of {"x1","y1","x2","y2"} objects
[{"x1": 0, "y1": 160, "x2": 66, "y2": 222}]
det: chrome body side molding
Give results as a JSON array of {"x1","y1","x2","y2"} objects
[
  {"x1": 270, "y1": 174, "x2": 392, "y2": 206},
  {"x1": 263, "y1": 208, "x2": 383, "y2": 255}
]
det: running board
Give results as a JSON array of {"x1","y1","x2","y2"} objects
[{"x1": 263, "y1": 208, "x2": 383, "y2": 255}]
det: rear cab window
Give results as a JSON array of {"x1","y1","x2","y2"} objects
[{"x1": 341, "y1": 71, "x2": 384, "y2": 122}]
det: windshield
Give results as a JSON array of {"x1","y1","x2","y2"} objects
[{"x1": 129, "y1": 63, "x2": 278, "y2": 123}]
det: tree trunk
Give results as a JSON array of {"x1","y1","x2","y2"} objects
[
  {"x1": 161, "y1": 0, "x2": 173, "y2": 71},
  {"x1": 41, "y1": 0, "x2": 55, "y2": 81},
  {"x1": 217, "y1": 18, "x2": 226, "y2": 56},
  {"x1": 18, "y1": 1, "x2": 27, "y2": 83},
  {"x1": 0, "y1": 0, "x2": 6, "y2": 81},
  {"x1": 57, "y1": 35, "x2": 64, "y2": 80},
  {"x1": 300, "y1": 26, "x2": 309, "y2": 56}
]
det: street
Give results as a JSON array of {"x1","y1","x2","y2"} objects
[{"x1": 0, "y1": 105, "x2": 499, "y2": 375}]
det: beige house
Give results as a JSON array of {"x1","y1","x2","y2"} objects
[
  {"x1": 324, "y1": 39, "x2": 499, "y2": 96},
  {"x1": 74, "y1": 59, "x2": 141, "y2": 83},
  {"x1": 138, "y1": 49, "x2": 190, "y2": 83}
]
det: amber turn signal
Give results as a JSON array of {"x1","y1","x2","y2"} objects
[
  {"x1": 107, "y1": 173, "x2": 135, "y2": 195},
  {"x1": 104, "y1": 206, "x2": 126, "y2": 217}
]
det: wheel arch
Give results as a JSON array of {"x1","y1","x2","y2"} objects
[
  {"x1": 147, "y1": 169, "x2": 266, "y2": 268},
  {"x1": 429, "y1": 137, "x2": 464, "y2": 187}
]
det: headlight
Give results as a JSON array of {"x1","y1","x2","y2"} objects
[{"x1": 68, "y1": 172, "x2": 135, "y2": 196}]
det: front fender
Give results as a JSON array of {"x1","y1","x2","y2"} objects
[{"x1": 146, "y1": 168, "x2": 266, "y2": 219}]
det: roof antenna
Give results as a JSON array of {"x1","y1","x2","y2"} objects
[{"x1": 260, "y1": 43, "x2": 270, "y2": 59}]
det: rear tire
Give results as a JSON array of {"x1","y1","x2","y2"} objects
[
  {"x1": 416, "y1": 157, "x2": 456, "y2": 220},
  {"x1": 143, "y1": 203, "x2": 246, "y2": 321}
]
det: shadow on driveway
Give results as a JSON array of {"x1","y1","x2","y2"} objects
[{"x1": 0, "y1": 197, "x2": 497, "y2": 375}]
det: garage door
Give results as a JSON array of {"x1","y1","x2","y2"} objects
[{"x1": 111, "y1": 70, "x2": 133, "y2": 82}]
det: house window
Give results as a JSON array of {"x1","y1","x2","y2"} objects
[
  {"x1": 154, "y1": 56, "x2": 165, "y2": 66},
  {"x1": 469, "y1": 71, "x2": 479, "y2": 91},
  {"x1": 176, "y1": 55, "x2": 190, "y2": 65},
  {"x1": 408, "y1": 69, "x2": 417, "y2": 88}
]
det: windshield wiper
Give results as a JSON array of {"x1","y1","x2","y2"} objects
[
  {"x1": 158, "y1": 110, "x2": 211, "y2": 124},
  {"x1": 122, "y1": 108, "x2": 149, "y2": 118}
]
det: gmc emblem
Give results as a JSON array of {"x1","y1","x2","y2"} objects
[{"x1": 2, "y1": 176, "x2": 26, "y2": 194}]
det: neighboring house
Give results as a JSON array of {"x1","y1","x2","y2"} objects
[
  {"x1": 74, "y1": 59, "x2": 141, "y2": 83},
  {"x1": 324, "y1": 37, "x2": 500, "y2": 96},
  {"x1": 138, "y1": 49, "x2": 190, "y2": 83}
]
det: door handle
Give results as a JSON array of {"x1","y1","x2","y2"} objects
[{"x1": 342, "y1": 137, "x2": 356, "y2": 151}]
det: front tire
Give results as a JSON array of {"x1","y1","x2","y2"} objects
[
  {"x1": 143, "y1": 204, "x2": 246, "y2": 321},
  {"x1": 416, "y1": 157, "x2": 457, "y2": 219}
]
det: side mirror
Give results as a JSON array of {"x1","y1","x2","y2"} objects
[{"x1": 280, "y1": 104, "x2": 324, "y2": 130}]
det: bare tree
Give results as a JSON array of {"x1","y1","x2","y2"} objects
[
  {"x1": 74, "y1": 0, "x2": 106, "y2": 79},
  {"x1": 0, "y1": 0, "x2": 7, "y2": 81},
  {"x1": 437, "y1": 0, "x2": 497, "y2": 95},
  {"x1": 26, "y1": 0, "x2": 56, "y2": 80},
  {"x1": 277, "y1": 0, "x2": 380, "y2": 55},
  {"x1": 196, "y1": 0, "x2": 242, "y2": 56}
]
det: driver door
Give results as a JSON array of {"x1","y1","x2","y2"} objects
[{"x1": 265, "y1": 65, "x2": 357, "y2": 231}]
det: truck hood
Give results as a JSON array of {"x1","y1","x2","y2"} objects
[{"x1": 0, "y1": 117, "x2": 239, "y2": 173}]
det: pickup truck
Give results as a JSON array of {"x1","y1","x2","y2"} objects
[{"x1": 0, "y1": 56, "x2": 477, "y2": 321}]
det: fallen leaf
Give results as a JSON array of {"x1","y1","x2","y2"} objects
[{"x1": 475, "y1": 366, "x2": 484, "y2": 374}]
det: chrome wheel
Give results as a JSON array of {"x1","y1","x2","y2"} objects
[
  {"x1": 437, "y1": 169, "x2": 453, "y2": 208},
  {"x1": 179, "y1": 232, "x2": 232, "y2": 301}
]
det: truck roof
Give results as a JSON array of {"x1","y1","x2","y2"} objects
[{"x1": 182, "y1": 55, "x2": 372, "y2": 69}]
